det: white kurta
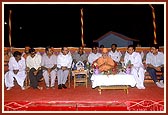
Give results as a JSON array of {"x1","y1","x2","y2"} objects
[
  {"x1": 5, "y1": 57, "x2": 26, "y2": 88},
  {"x1": 88, "y1": 52, "x2": 102, "y2": 65},
  {"x1": 124, "y1": 52, "x2": 145, "y2": 89},
  {"x1": 108, "y1": 50, "x2": 122, "y2": 63},
  {"x1": 26, "y1": 54, "x2": 42, "y2": 70},
  {"x1": 57, "y1": 53, "x2": 73, "y2": 85}
]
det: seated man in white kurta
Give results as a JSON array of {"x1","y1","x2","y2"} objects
[
  {"x1": 5, "y1": 51, "x2": 26, "y2": 90},
  {"x1": 124, "y1": 45, "x2": 145, "y2": 89},
  {"x1": 57, "y1": 47, "x2": 73, "y2": 89},
  {"x1": 88, "y1": 46, "x2": 102, "y2": 66},
  {"x1": 108, "y1": 44, "x2": 122, "y2": 64}
]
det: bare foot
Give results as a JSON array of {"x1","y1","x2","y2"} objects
[
  {"x1": 37, "y1": 86, "x2": 43, "y2": 90},
  {"x1": 25, "y1": 86, "x2": 30, "y2": 89}
]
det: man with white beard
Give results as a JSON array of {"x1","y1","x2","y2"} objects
[{"x1": 124, "y1": 45, "x2": 145, "y2": 89}]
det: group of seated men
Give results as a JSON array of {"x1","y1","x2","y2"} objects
[{"x1": 4, "y1": 43, "x2": 164, "y2": 91}]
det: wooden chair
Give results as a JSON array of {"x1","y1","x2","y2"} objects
[
  {"x1": 144, "y1": 71, "x2": 163, "y2": 83},
  {"x1": 55, "y1": 70, "x2": 71, "y2": 88},
  {"x1": 68, "y1": 72, "x2": 71, "y2": 88}
]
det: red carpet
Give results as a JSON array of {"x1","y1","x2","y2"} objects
[{"x1": 3, "y1": 81, "x2": 165, "y2": 111}]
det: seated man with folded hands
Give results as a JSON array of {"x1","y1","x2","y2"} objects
[{"x1": 92, "y1": 48, "x2": 116, "y2": 75}]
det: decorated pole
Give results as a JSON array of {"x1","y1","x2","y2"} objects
[
  {"x1": 9, "y1": 10, "x2": 12, "y2": 47},
  {"x1": 8, "y1": 10, "x2": 13, "y2": 56},
  {"x1": 81, "y1": 8, "x2": 85, "y2": 47},
  {"x1": 149, "y1": 4, "x2": 157, "y2": 44}
]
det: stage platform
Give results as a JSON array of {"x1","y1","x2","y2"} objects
[{"x1": 3, "y1": 80, "x2": 165, "y2": 112}]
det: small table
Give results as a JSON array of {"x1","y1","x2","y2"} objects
[
  {"x1": 91, "y1": 74, "x2": 136, "y2": 94},
  {"x1": 72, "y1": 70, "x2": 88, "y2": 88}
]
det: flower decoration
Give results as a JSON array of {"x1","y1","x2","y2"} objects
[
  {"x1": 126, "y1": 60, "x2": 131, "y2": 68},
  {"x1": 92, "y1": 61, "x2": 99, "y2": 69},
  {"x1": 125, "y1": 60, "x2": 131, "y2": 74},
  {"x1": 91, "y1": 61, "x2": 99, "y2": 74}
]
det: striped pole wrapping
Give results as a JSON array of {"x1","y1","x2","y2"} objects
[
  {"x1": 149, "y1": 4, "x2": 157, "y2": 44},
  {"x1": 9, "y1": 10, "x2": 12, "y2": 47},
  {"x1": 81, "y1": 8, "x2": 84, "y2": 46}
]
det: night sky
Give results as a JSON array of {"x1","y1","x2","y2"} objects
[{"x1": 4, "y1": 3, "x2": 164, "y2": 48}]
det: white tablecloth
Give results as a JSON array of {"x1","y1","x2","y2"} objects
[{"x1": 91, "y1": 74, "x2": 136, "y2": 88}]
